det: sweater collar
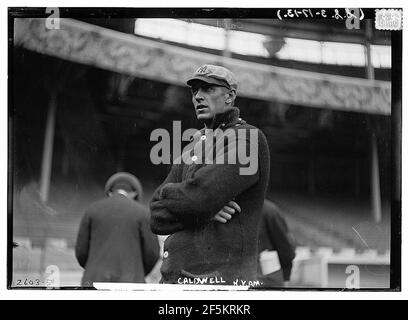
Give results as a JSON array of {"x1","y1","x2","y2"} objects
[{"x1": 205, "y1": 106, "x2": 241, "y2": 130}]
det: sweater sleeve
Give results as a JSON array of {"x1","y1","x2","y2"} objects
[
  {"x1": 159, "y1": 131, "x2": 260, "y2": 223},
  {"x1": 150, "y1": 164, "x2": 185, "y2": 235}
]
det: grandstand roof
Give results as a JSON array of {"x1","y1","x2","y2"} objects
[{"x1": 14, "y1": 18, "x2": 391, "y2": 115}]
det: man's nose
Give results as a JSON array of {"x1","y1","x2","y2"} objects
[{"x1": 194, "y1": 89, "x2": 204, "y2": 101}]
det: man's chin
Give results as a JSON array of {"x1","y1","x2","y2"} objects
[{"x1": 196, "y1": 114, "x2": 212, "y2": 121}]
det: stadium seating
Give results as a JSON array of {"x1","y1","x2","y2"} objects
[
  {"x1": 11, "y1": 180, "x2": 391, "y2": 287},
  {"x1": 269, "y1": 192, "x2": 390, "y2": 254}
]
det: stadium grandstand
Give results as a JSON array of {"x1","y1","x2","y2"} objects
[{"x1": 11, "y1": 13, "x2": 395, "y2": 288}]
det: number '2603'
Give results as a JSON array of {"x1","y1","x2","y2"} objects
[{"x1": 15, "y1": 278, "x2": 41, "y2": 286}]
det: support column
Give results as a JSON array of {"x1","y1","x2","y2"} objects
[
  {"x1": 371, "y1": 132, "x2": 382, "y2": 223},
  {"x1": 365, "y1": 20, "x2": 381, "y2": 223},
  {"x1": 222, "y1": 19, "x2": 232, "y2": 59},
  {"x1": 364, "y1": 20, "x2": 375, "y2": 80},
  {"x1": 39, "y1": 91, "x2": 57, "y2": 203}
]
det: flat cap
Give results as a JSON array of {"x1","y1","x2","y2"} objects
[
  {"x1": 187, "y1": 64, "x2": 238, "y2": 91},
  {"x1": 105, "y1": 172, "x2": 143, "y2": 199}
]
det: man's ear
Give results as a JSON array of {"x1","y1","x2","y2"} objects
[{"x1": 226, "y1": 90, "x2": 236, "y2": 104}]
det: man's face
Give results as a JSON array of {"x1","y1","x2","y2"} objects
[{"x1": 190, "y1": 81, "x2": 229, "y2": 121}]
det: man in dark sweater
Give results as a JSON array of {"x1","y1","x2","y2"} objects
[
  {"x1": 75, "y1": 172, "x2": 160, "y2": 287},
  {"x1": 150, "y1": 65, "x2": 270, "y2": 285}
]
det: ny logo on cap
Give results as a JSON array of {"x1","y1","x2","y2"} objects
[{"x1": 196, "y1": 65, "x2": 209, "y2": 75}]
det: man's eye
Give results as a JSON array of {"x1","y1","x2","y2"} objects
[
  {"x1": 191, "y1": 86, "x2": 214, "y2": 95},
  {"x1": 204, "y1": 86, "x2": 214, "y2": 92}
]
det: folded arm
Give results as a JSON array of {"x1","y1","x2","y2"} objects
[{"x1": 150, "y1": 165, "x2": 185, "y2": 235}]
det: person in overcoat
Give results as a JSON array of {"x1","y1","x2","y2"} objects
[{"x1": 75, "y1": 172, "x2": 160, "y2": 287}]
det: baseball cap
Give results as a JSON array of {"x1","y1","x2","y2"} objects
[
  {"x1": 187, "y1": 64, "x2": 238, "y2": 92},
  {"x1": 105, "y1": 172, "x2": 143, "y2": 199}
]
